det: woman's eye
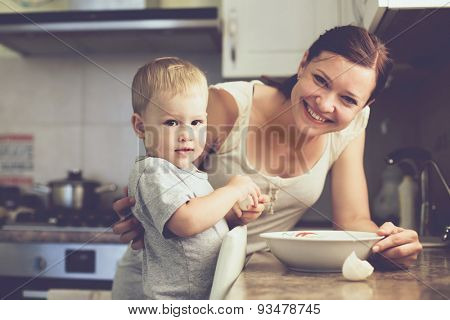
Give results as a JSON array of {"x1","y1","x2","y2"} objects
[
  {"x1": 164, "y1": 120, "x2": 178, "y2": 127},
  {"x1": 191, "y1": 120, "x2": 204, "y2": 126},
  {"x1": 313, "y1": 75, "x2": 328, "y2": 87},
  {"x1": 342, "y1": 96, "x2": 357, "y2": 106}
]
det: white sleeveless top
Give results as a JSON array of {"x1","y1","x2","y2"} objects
[{"x1": 205, "y1": 81, "x2": 370, "y2": 254}]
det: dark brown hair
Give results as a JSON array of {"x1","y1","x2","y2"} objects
[{"x1": 267, "y1": 25, "x2": 393, "y2": 104}]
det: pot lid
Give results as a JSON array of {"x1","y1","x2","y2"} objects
[{"x1": 48, "y1": 169, "x2": 100, "y2": 185}]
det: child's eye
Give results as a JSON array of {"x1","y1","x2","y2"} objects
[
  {"x1": 313, "y1": 74, "x2": 328, "y2": 88},
  {"x1": 342, "y1": 96, "x2": 357, "y2": 106},
  {"x1": 191, "y1": 120, "x2": 204, "y2": 126},
  {"x1": 164, "y1": 120, "x2": 178, "y2": 127}
]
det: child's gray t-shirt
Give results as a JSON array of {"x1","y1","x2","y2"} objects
[{"x1": 128, "y1": 156, "x2": 229, "y2": 300}]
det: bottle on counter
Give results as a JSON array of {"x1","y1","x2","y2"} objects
[{"x1": 398, "y1": 175, "x2": 418, "y2": 230}]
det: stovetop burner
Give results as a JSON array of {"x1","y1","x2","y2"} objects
[
  {"x1": 1, "y1": 207, "x2": 119, "y2": 231},
  {"x1": 1, "y1": 223, "x2": 111, "y2": 232}
]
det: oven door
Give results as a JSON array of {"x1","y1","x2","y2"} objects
[
  {"x1": 1, "y1": 276, "x2": 115, "y2": 299},
  {"x1": 0, "y1": 242, "x2": 127, "y2": 299}
]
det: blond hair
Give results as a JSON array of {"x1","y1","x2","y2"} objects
[{"x1": 131, "y1": 57, "x2": 207, "y2": 114}]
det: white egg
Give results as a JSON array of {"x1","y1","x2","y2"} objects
[{"x1": 342, "y1": 251, "x2": 374, "y2": 281}]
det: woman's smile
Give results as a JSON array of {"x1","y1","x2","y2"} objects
[{"x1": 302, "y1": 99, "x2": 333, "y2": 124}]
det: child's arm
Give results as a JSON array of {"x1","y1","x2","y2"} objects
[{"x1": 166, "y1": 175, "x2": 260, "y2": 237}]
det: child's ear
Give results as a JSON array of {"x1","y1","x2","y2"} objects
[{"x1": 131, "y1": 113, "x2": 145, "y2": 139}]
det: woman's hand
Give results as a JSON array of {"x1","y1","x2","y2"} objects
[
  {"x1": 370, "y1": 222, "x2": 423, "y2": 270},
  {"x1": 112, "y1": 189, "x2": 144, "y2": 250}
]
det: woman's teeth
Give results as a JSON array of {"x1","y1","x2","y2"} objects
[{"x1": 304, "y1": 101, "x2": 327, "y2": 123}]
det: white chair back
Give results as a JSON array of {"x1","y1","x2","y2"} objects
[{"x1": 209, "y1": 225, "x2": 247, "y2": 300}]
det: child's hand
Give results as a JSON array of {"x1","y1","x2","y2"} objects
[
  {"x1": 226, "y1": 194, "x2": 270, "y2": 226},
  {"x1": 227, "y1": 175, "x2": 261, "y2": 208}
]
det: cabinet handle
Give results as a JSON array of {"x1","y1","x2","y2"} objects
[
  {"x1": 228, "y1": 9, "x2": 238, "y2": 64},
  {"x1": 34, "y1": 256, "x2": 47, "y2": 271}
]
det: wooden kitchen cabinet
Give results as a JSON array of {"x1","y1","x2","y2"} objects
[
  {"x1": 221, "y1": 0, "x2": 340, "y2": 77},
  {"x1": 339, "y1": 0, "x2": 365, "y2": 26}
]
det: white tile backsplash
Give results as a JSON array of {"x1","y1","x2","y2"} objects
[
  {"x1": 82, "y1": 53, "x2": 223, "y2": 124},
  {"x1": 83, "y1": 55, "x2": 137, "y2": 125},
  {"x1": 0, "y1": 52, "x2": 222, "y2": 189},
  {"x1": 82, "y1": 124, "x2": 139, "y2": 188},
  {"x1": 0, "y1": 57, "x2": 83, "y2": 125},
  {"x1": 0, "y1": 124, "x2": 82, "y2": 183}
]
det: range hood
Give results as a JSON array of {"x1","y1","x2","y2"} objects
[
  {"x1": 0, "y1": 7, "x2": 220, "y2": 55},
  {"x1": 363, "y1": 1, "x2": 450, "y2": 67}
]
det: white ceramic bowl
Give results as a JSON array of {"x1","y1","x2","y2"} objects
[{"x1": 260, "y1": 230, "x2": 383, "y2": 272}]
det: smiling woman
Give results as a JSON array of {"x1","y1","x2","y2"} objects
[
  {"x1": 286, "y1": 51, "x2": 377, "y2": 138},
  {"x1": 111, "y1": 26, "x2": 423, "y2": 300}
]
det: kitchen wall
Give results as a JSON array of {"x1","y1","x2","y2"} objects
[
  {"x1": 0, "y1": 41, "x2": 448, "y2": 229},
  {"x1": 416, "y1": 63, "x2": 450, "y2": 233},
  {"x1": 0, "y1": 50, "x2": 223, "y2": 204}
]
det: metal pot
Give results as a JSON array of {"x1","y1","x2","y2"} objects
[{"x1": 34, "y1": 169, "x2": 117, "y2": 211}]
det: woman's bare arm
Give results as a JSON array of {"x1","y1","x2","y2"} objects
[
  {"x1": 331, "y1": 130, "x2": 422, "y2": 268},
  {"x1": 330, "y1": 130, "x2": 378, "y2": 231},
  {"x1": 194, "y1": 87, "x2": 239, "y2": 168}
]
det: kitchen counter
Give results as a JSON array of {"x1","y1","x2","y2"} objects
[
  {"x1": 0, "y1": 226, "x2": 121, "y2": 243},
  {"x1": 226, "y1": 248, "x2": 450, "y2": 299}
]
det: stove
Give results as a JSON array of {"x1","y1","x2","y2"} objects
[
  {"x1": 0, "y1": 207, "x2": 128, "y2": 300},
  {"x1": 6, "y1": 206, "x2": 119, "y2": 227}
]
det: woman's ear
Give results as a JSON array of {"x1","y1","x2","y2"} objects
[
  {"x1": 131, "y1": 113, "x2": 145, "y2": 139},
  {"x1": 297, "y1": 50, "x2": 309, "y2": 75}
]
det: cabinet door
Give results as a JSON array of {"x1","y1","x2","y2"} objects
[
  {"x1": 222, "y1": 0, "x2": 339, "y2": 78},
  {"x1": 339, "y1": 0, "x2": 364, "y2": 26}
]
